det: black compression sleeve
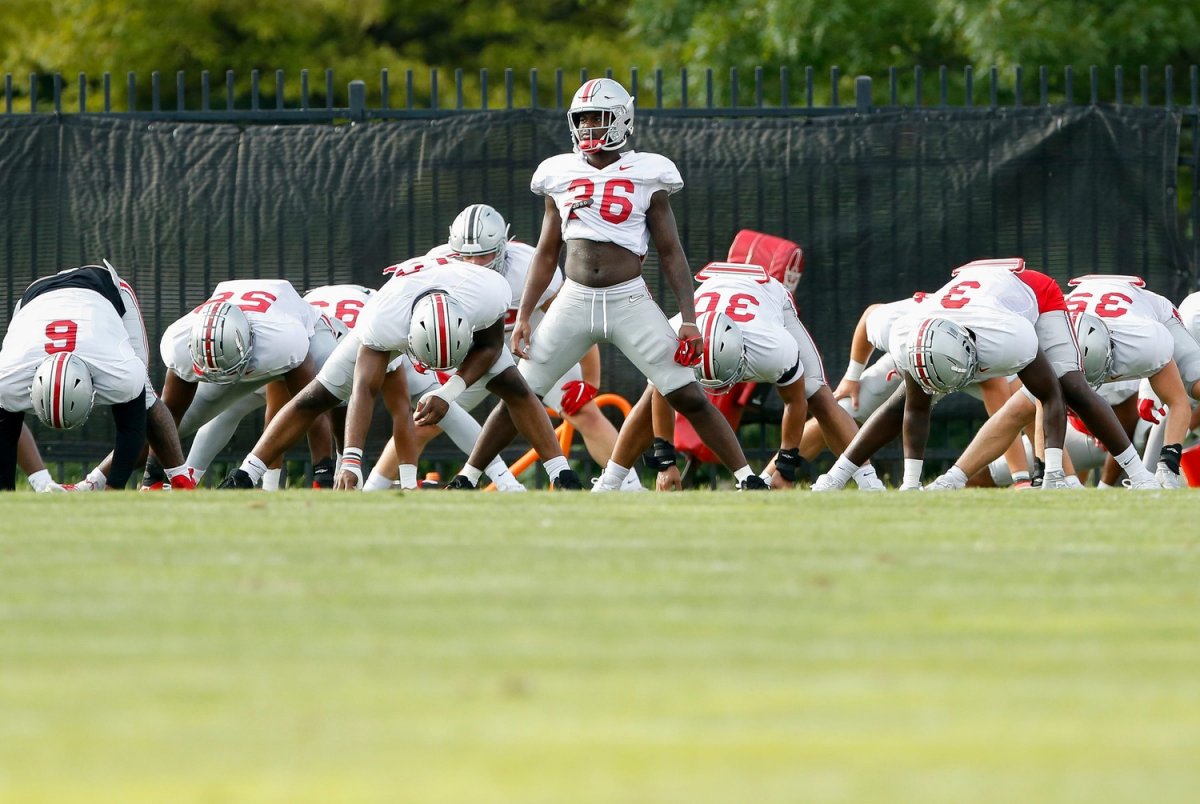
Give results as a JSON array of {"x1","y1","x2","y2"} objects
[
  {"x1": 108, "y1": 397, "x2": 148, "y2": 490},
  {"x1": 0, "y1": 408, "x2": 25, "y2": 491}
]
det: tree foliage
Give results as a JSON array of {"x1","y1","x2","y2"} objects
[{"x1": 1, "y1": 0, "x2": 1197, "y2": 108}]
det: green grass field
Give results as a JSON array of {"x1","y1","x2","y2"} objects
[{"x1": 2, "y1": 491, "x2": 1199, "y2": 803}]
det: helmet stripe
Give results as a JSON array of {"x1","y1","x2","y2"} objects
[
  {"x1": 912, "y1": 318, "x2": 933, "y2": 388},
  {"x1": 581, "y1": 79, "x2": 599, "y2": 101},
  {"x1": 51, "y1": 352, "x2": 68, "y2": 429},
  {"x1": 465, "y1": 205, "x2": 480, "y2": 248},
  {"x1": 435, "y1": 294, "x2": 450, "y2": 369},
  {"x1": 703, "y1": 312, "x2": 720, "y2": 381},
  {"x1": 203, "y1": 304, "x2": 221, "y2": 370}
]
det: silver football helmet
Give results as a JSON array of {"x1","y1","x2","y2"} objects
[
  {"x1": 189, "y1": 301, "x2": 254, "y2": 384},
  {"x1": 568, "y1": 78, "x2": 635, "y2": 154},
  {"x1": 1071, "y1": 312, "x2": 1114, "y2": 387},
  {"x1": 31, "y1": 352, "x2": 96, "y2": 430},
  {"x1": 448, "y1": 204, "x2": 510, "y2": 273},
  {"x1": 407, "y1": 292, "x2": 473, "y2": 371},
  {"x1": 906, "y1": 317, "x2": 979, "y2": 395},
  {"x1": 694, "y1": 311, "x2": 747, "y2": 393}
]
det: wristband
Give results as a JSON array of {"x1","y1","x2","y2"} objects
[
  {"x1": 643, "y1": 438, "x2": 678, "y2": 472},
  {"x1": 341, "y1": 447, "x2": 364, "y2": 482},
  {"x1": 428, "y1": 374, "x2": 467, "y2": 405},
  {"x1": 775, "y1": 448, "x2": 802, "y2": 482},
  {"x1": 844, "y1": 359, "x2": 866, "y2": 382}
]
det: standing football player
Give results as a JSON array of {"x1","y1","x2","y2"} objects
[{"x1": 447, "y1": 78, "x2": 765, "y2": 491}]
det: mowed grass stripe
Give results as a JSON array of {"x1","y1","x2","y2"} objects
[{"x1": 1, "y1": 492, "x2": 1198, "y2": 803}]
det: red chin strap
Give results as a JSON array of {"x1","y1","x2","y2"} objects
[{"x1": 577, "y1": 138, "x2": 604, "y2": 153}]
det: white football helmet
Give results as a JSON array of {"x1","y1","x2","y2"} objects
[
  {"x1": 694, "y1": 311, "x2": 747, "y2": 392},
  {"x1": 189, "y1": 301, "x2": 254, "y2": 384},
  {"x1": 448, "y1": 204, "x2": 510, "y2": 273},
  {"x1": 407, "y1": 292, "x2": 473, "y2": 371},
  {"x1": 1071, "y1": 312, "x2": 1114, "y2": 387},
  {"x1": 31, "y1": 352, "x2": 95, "y2": 430},
  {"x1": 568, "y1": 78, "x2": 635, "y2": 154},
  {"x1": 906, "y1": 317, "x2": 978, "y2": 395}
]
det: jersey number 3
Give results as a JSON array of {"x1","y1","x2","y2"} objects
[{"x1": 568, "y1": 178, "x2": 634, "y2": 224}]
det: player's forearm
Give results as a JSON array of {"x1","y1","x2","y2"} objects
[
  {"x1": 516, "y1": 256, "x2": 557, "y2": 321},
  {"x1": 344, "y1": 352, "x2": 386, "y2": 450},
  {"x1": 849, "y1": 307, "x2": 878, "y2": 364},
  {"x1": 661, "y1": 256, "x2": 697, "y2": 323},
  {"x1": 650, "y1": 389, "x2": 677, "y2": 442},
  {"x1": 108, "y1": 396, "x2": 148, "y2": 490}
]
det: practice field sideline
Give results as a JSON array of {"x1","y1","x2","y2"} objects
[{"x1": 2, "y1": 492, "x2": 1198, "y2": 803}]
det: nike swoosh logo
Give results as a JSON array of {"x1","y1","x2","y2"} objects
[{"x1": 618, "y1": 165, "x2": 632, "y2": 171}]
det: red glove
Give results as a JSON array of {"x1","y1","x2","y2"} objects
[
  {"x1": 1066, "y1": 411, "x2": 1092, "y2": 437},
  {"x1": 1138, "y1": 398, "x2": 1166, "y2": 424},
  {"x1": 559, "y1": 380, "x2": 599, "y2": 416},
  {"x1": 674, "y1": 332, "x2": 704, "y2": 367}
]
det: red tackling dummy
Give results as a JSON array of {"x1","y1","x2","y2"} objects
[{"x1": 725, "y1": 230, "x2": 805, "y2": 294}]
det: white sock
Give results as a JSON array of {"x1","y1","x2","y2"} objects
[
  {"x1": 943, "y1": 465, "x2": 968, "y2": 488},
  {"x1": 903, "y1": 458, "x2": 923, "y2": 487},
  {"x1": 485, "y1": 457, "x2": 513, "y2": 483},
  {"x1": 543, "y1": 455, "x2": 570, "y2": 480},
  {"x1": 1044, "y1": 448, "x2": 1063, "y2": 475},
  {"x1": 828, "y1": 455, "x2": 859, "y2": 485},
  {"x1": 853, "y1": 464, "x2": 879, "y2": 482},
  {"x1": 398, "y1": 464, "x2": 418, "y2": 490},
  {"x1": 733, "y1": 465, "x2": 753, "y2": 483},
  {"x1": 461, "y1": 464, "x2": 484, "y2": 485},
  {"x1": 363, "y1": 469, "x2": 394, "y2": 491},
  {"x1": 166, "y1": 464, "x2": 190, "y2": 480},
  {"x1": 86, "y1": 467, "x2": 107, "y2": 490},
  {"x1": 261, "y1": 468, "x2": 282, "y2": 491},
  {"x1": 1115, "y1": 445, "x2": 1152, "y2": 479},
  {"x1": 239, "y1": 454, "x2": 269, "y2": 484},
  {"x1": 599, "y1": 461, "x2": 630, "y2": 488},
  {"x1": 620, "y1": 471, "x2": 643, "y2": 490}
]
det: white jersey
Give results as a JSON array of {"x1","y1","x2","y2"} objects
[
  {"x1": 303, "y1": 284, "x2": 374, "y2": 330},
  {"x1": 1179, "y1": 291, "x2": 1200, "y2": 341},
  {"x1": 1066, "y1": 278, "x2": 1177, "y2": 325},
  {"x1": 866, "y1": 294, "x2": 930, "y2": 353},
  {"x1": 161, "y1": 279, "x2": 319, "y2": 383},
  {"x1": 691, "y1": 273, "x2": 795, "y2": 338},
  {"x1": 0, "y1": 286, "x2": 147, "y2": 411},
  {"x1": 531, "y1": 150, "x2": 683, "y2": 256},
  {"x1": 427, "y1": 241, "x2": 562, "y2": 335},
  {"x1": 356, "y1": 256, "x2": 509, "y2": 355},
  {"x1": 928, "y1": 266, "x2": 1039, "y2": 325}
]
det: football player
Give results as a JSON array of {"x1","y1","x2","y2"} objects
[
  {"x1": 921, "y1": 270, "x2": 1166, "y2": 491},
  {"x1": 217, "y1": 254, "x2": 579, "y2": 491},
  {"x1": 459, "y1": 78, "x2": 763, "y2": 492},
  {"x1": 813, "y1": 260, "x2": 1071, "y2": 491},
  {"x1": 0, "y1": 263, "x2": 178, "y2": 491},
  {"x1": 183, "y1": 283, "x2": 372, "y2": 489},
  {"x1": 363, "y1": 204, "x2": 642, "y2": 491},
  {"x1": 634, "y1": 262, "x2": 883, "y2": 490}
]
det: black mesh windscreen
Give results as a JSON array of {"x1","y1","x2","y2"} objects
[{"x1": 0, "y1": 106, "x2": 1185, "y2": 466}]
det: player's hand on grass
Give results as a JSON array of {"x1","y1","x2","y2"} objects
[
  {"x1": 769, "y1": 471, "x2": 794, "y2": 490},
  {"x1": 334, "y1": 468, "x2": 361, "y2": 490},
  {"x1": 656, "y1": 465, "x2": 683, "y2": 492}
]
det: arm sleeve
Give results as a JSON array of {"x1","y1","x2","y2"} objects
[{"x1": 108, "y1": 396, "x2": 148, "y2": 489}]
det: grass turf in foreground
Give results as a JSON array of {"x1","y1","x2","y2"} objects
[{"x1": 1, "y1": 491, "x2": 1199, "y2": 803}]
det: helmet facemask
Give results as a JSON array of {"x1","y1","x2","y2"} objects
[
  {"x1": 907, "y1": 317, "x2": 979, "y2": 396},
  {"x1": 694, "y1": 311, "x2": 747, "y2": 393}
]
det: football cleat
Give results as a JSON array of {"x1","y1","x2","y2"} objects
[
  {"x1": 169, "y1": 470, "x2": 197, "y2": 491},
  {"x1": 552, "y1": 469, "x2": 584, "y2": 490},
  {"x1": 1123, "y1": 475, "x2": 1162, "y2": 490},
  {"x1": 1155, "y1": 466, "x2": 1183, "y2": 489},
  {"x1": 738, "y1": 475, "x2": 770, "y2": 491},
  {"x1": 810, "y1": 473, "x2": 845, "y2": 492},
  {"x1": 856, "y1": 475, "x2": 886, "y2": 492},
  {"x1": 1040, "y1": 469, "x2": 1071, "y2": 489},
  {"x1": 139, "y1": 482, "x2": 166, "y2": 492},
  {"x1": 217, "y1": 469, "x2": 255, "y2": 489},
  {"x1": 897, "y1": 481, "x2": 923, "y2": 491},
  {"x1": 312, "y1": 457, "x2": 336, "y2": 489},
  {"x1": 141, "y1": 460, "x2": 168, "y2": 489},
  {"x1": 924, "y1": 474, "x2": 963, "y2": 491},
  {"x1": 590, "y1": 477, "x2": 619, "y2": 493},
  {"x1": 444, "y1": 475, "x2": 479, "y2": 490}
]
